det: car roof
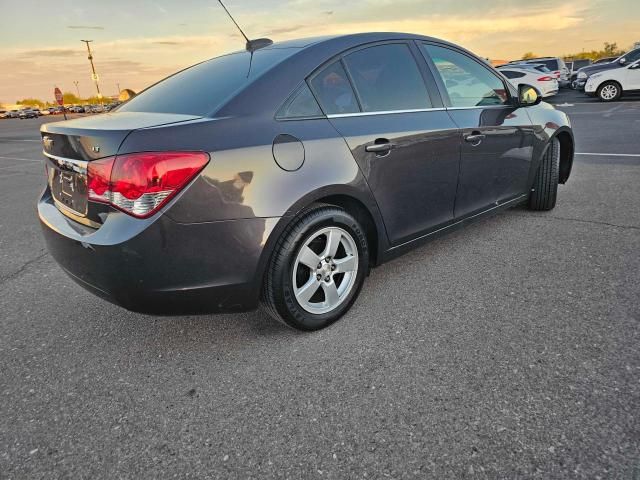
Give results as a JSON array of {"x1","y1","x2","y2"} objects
[
  {"x1": 265, "y1": 32, "x2": 451, "y2": 50},
  {"x1": 216, "y1": 32, "x2": 466, "y2": 117}
]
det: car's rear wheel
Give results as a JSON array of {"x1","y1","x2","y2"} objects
[
  {"x1": 261, "y1": 204, "x2": 369, "y2": 330},
  {"x1": 597, "y1": 81, "x2": 622, "y2": 102},
  {"x1": 529, "y1": 137, "x2": 560, "y2": 211}
]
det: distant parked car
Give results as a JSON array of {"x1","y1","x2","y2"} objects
[
  {"x1": 567, "y1": 59, "x2": 592, "y2": 84},
  {"x1": 574, "y1": 47, "x2": 640, "y2": 90},
  {"x1": 19, "y1": 109, "x2": 37, "y2": 119},
  {"x1": 8, "y1": 110, "x2": 20, "y2": 118},
  {"x1": 498, "y1": 67, "x2": 559, "y2": 97},
  {"x1": 507, "y1": 57, "x2": 570, "y2": 86},
  {"x1": 585, "y1": 59, "x2": 640, "y2": 101},
  {"x1": 499, "y1": 63, "x2": 553, "y2": 75},
  {"x1": 32, "y1": 108, "x2": 42, "y2": 116},
  {"x1": 0, "y1": 110, "x2": 7, "y2": 119}
]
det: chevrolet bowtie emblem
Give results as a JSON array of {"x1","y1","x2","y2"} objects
[{"x1": 43, "y1": 136, "x2": 54, "y2": 150}]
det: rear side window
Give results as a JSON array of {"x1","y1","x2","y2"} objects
[
  {"x1": 501, "y1": 70, "x2": 526, "y2": 79},
  {"x1": 342, "y1": 43, "x2": 431, "y2": 112},
  {"x1": 422, "y1": 44, "x2": 509, "y2": 107},
  {"x1": 276, "y1": 84, "x2": 323, "y2": 119},
  {"x1": 309, "y1": 61, "x2": 359, "y2": 115},
  {"x1": 118, "y1": 48, "x2": 298, "y2": 116}
]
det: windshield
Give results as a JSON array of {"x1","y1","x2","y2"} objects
[{"x1": 118, "y1": 47, "x2": 299, "y2": 116}]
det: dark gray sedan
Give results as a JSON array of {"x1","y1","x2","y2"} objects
[{"x1": 38, "y1": 33, "x2": 574, "y2": 330}]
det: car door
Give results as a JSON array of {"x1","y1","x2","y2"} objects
[
  {"x1": 419, "y1": 43, "x2": 537, "y2": 218},
  {"x1": 624, "y1": 61, "x2": 640, "y2": 90},
  {"x1": 309, "y1": 42, "x2": 460, "y2": 245}
]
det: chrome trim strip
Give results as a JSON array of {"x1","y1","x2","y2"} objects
[
  {"x1": 327, "y1": 108, "x2": 446, "y2": 118},
  {"x1": 326, "y1": 104, "x2": 513, "y2": 118},
  {"x1": 445, "y1": 105, "x2": 512, "y2": 110},
  {"x1": 52, "y1": 198, "x2": 98, "y2": 227},
  {"x1": 389, "y1": 194, "x2": 528, "y2": 251},
  {"x1": 43, "y1": 151, "x2": 88, "y2": 174}
]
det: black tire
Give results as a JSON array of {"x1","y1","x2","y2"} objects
[
  {"x1": 597, "y1": 81, "x2": 622, "y2": 102},
  {"x1": 529, "y1": 137, "x2": 560, "y2": 211},
  {"x1": 261, "y1": 204, "x2": 369, "y2": 331}
]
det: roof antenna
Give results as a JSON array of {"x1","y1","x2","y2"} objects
[{"x1": 216, "y1": 0, "x2": 273, "y2": 52}]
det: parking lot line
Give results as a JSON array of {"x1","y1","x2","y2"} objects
[
  {"x1": 0, "y1": 155, "x2": 41, "y2": 163},
  {"x1": 576, "y1": 152, "x2": 640, "y2": 157}
]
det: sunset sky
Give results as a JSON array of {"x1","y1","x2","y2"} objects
[{"x1": 1, "y1": 0, "x2": 638, "y2": 103}]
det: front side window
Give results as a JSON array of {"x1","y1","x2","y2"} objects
[
  {"x1": 309, "y1": 61, "x2": 359, "y2": 115},
  {"x1": 622, "y1": 49, "x2": 640, "y2": 63},
  {"x1": 342, "y1": 43, "x2": 431, "y2": 112},
  {"x1": 422, "y1": 44, "x2": 509, "y2": 107}
]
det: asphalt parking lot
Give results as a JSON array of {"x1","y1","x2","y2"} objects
[{"x1": 1, "y1": 90, "x2": 638, "y2": 479}]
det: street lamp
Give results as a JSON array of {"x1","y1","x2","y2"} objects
[
  {"x1": 80, "y1": 40, "x2": 102, "y2": 99},
  {"x1": 73, "y1": 80, "x2": 80, "y2": 98}
]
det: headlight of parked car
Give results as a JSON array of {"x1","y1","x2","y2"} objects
[{"x1": 577, "y1": 71, "x2": 587, "y2": 79}]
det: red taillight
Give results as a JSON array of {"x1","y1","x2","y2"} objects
[
  {"x1": 87, "y1": 151, "x2": 209, "y2": 218},
  {"x1": 537, "y1": 76, "x2": 554, "y2": 81},
  {"x1": 87, "y1": 157, "x2": 115, "y2": 201}
]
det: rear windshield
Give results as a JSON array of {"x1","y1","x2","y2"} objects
[
  {"x1": 532, "y1": 59, "x2": 559, "y2": 70},
  {"x1": 118, "y1": 48, "x2": 299, "y2": 116}
]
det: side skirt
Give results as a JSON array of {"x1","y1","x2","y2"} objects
[{"x1": 381, "y1": 194, "x2": 528, "y2": 262}]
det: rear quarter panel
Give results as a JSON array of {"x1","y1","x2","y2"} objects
[{"x1": 117, "y1": 114, "x2": 380, "y2": 223}]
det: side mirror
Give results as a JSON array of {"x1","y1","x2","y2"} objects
[
  {"x1": 518, "y1": 84, "x2": 542, "y2": 106},
  {"x1": 619, "y1": 58, "x2": 627, "y2": 65}
]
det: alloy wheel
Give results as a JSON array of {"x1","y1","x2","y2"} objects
[
  {"x1": 600, "y1": 84, "x2": 618, "y2": 100},
  {"x1": 292, "y1": 226, "x2": 359, "y2": 314}
]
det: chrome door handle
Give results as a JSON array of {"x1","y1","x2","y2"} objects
[
  {"x1": 366, "y1": 141, "x2": 394, "y2": 154},
  {"x1": 464, "y1": 133, "x2": 486, "y2": 145}
]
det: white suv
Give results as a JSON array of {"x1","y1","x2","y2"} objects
[{"x1": 585, "y1": 59, "x2": 640, "y2": 101}]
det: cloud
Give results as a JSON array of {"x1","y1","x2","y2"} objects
[
  {"x1": 20, "y1": 49, "x2": 83, "y2": 58},
  {"x1": 153, "y1": 41, "x2": 180, "y2": 45},
  {"x1": 264, "y1": 25, "x2": 307, "y2": 36},
  {"x1": 67, "y1": 25, "x2": 104, "y2": 30}
]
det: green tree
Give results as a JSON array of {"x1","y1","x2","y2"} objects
[
  {"x1": 563, "y1": 42, "x2": 626, "y2": 63},
  {"x1": 522, "y1": 52, "x2": 538, "y2": 60},
  {"x1": 603, "y1": 42, "x2": 618, "y2": 56},
  {"x1": 16, "y1": 98, "x2": 46, "y2": 108},
  {"x1": 62, "y1": 92, "x2": 81, "y2": 105}
]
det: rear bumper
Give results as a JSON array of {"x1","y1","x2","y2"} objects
[{"x1": 39, "y1": 189, "x2": 273, "y2": 314}]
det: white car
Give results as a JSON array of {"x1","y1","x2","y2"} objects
[
  {"x1": 498, "y1": 67, "x2": 559, "y2": 97},
  {"x1": 585, "y1": 59, "x2": 640, "y2": 101}
]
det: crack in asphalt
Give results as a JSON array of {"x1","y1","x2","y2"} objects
[
  {"x1": 0, "y1": 251, "x2": 49, "y2": 286},
  {"x1": 513, "y1": 213, "x2": 640, "y2": 231}
]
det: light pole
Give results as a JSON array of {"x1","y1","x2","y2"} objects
[
  {"x1": 80, "y1": 40, "x2": 102, "y2": 99},
  {"x1": 73, "y1": 80, "x2": 80, "y2": 99}
]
